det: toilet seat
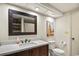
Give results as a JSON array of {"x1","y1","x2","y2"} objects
[{"x1": 51, "y1": 48, "x2": 64, "y2": 56}]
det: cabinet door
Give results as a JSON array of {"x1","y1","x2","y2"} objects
[
  {"x1": 31, "y1": 45, "x2": 48, "y2": 56},
  {"x1": 16, "y1": 50, "x2": 31, "y2": 56},
  {"x1": 39, "y1": 45, "x2": 48, "y2": 56},
  {"x1": 7, "y1": 49, "x2": 31, "y2": 56},
  {"x1": 31, "y1": 48, "x2": 39, "y2": 56}
]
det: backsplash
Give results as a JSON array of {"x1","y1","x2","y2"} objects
[{"x1": 0, "y1": 35, "x2": 43, "y2": 45}]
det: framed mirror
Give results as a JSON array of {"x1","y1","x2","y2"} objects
[{"x1": 8, "y1": 9, "x2": 37, "y2": 36}]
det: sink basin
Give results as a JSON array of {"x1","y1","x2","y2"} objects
[{"x1": 18, "y1": 42, "x2": 37, "y2": 47}]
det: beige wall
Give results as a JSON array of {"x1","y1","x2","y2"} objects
[
  {"x1": 55, "y1": 13, "x2": 71, "y2": 55},
  {"x1": 0, "y1": 4, "x2": 55, "y2": 42}
]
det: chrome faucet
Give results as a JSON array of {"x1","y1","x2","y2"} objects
[
  {"x1": 20, "y1": 39, "x2": 31, "y2": 44},
  {"x1": 25, "y1": 39, "x2": 31, "y2": 43}
]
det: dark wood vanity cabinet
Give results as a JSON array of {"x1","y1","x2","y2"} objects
[
  {"x1": 7, "y1": 45, "x2": 48, "y2": 56},
  {"x1": 39, "y1": 45, "x2": 48, "y2": 56}
]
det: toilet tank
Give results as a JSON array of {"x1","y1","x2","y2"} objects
[{"x1": 48, "y1": 40, "x2": 58, "y2": 49}]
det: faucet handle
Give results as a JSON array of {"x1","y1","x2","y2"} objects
[
  {"x1": 28, "y1": 40, "x2": 31, "y2": 43},
  {"x1": 25, "y1": 39, "x2": 28, "y2": 43},
  {"x1": 20, "y1": 40, "x2": 24, "y2": 43},
  {"x1": 25, "y1": 39, "x2": 31, "y2": 43}
]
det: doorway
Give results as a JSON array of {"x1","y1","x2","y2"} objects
[{"x1": 71, "y1": 11, "x2": 79, "y2": 56}]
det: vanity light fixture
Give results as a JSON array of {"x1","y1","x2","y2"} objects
[{"x1": 47, "y1": 17, "x2": 54, "y2": 23}]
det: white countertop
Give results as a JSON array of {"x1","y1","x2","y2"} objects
[{"x1": 0, "y1": 40, "x2": 48, "y2": 56}]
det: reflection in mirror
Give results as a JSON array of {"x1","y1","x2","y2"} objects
[
  {"x1": 13, "y1": 14, "x2": 35, "y2": 33},
  {"x1": 24, "y1": 23, "x2": 35, "y2": 32}
]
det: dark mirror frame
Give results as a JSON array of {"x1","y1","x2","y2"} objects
[{"x1": 8, "y1": 9, "x2": 37, "y2": 36}]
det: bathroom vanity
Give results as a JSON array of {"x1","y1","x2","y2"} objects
[
  {"x1": 0, "y1": 40, "x2": 49, "y2": 56},
  {"x1": 7, "y1": 44, "x2": 48, "y2": 56}
]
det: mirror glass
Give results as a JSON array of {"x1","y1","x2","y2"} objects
[
  {"x1": 13, "y1": 14, "x2": 35, "y2": 33},
  {"x1": 9, "y1": 9, "x2": 37, "y2": 35},
  {"x1": 23, "y1": 23, "x2": 35, "y2": 32}
]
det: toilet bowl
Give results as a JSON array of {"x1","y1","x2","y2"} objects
[
  {"x1": 50, "y1": 48, "x2": 64, "y2": 56},
  {"x1": 48, "y1": 40, "x2": 66, "y2": 56}
]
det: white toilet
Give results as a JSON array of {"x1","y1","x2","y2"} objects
[
  {"x1": 50, "y1": 48, "x2": 64, "y2": 56},
  {"x1": 48, "y1": 40, "x2": 66, "y2": 56}
]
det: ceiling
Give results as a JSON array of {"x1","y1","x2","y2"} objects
[
  {"x1": 9, "y1": 3, "x2": 79, "y2": 18},
  {"x1": 50, "y1": 3, "x2": 79, "y2": 13}
]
